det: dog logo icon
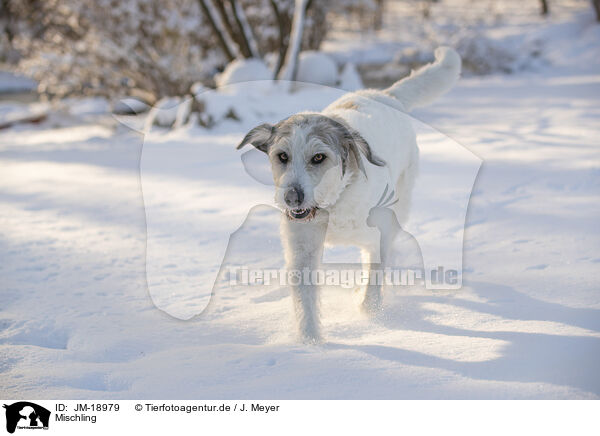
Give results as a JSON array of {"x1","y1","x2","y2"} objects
[{"x1": 3, "y1": 402, "x2": 50, "y2": 434}]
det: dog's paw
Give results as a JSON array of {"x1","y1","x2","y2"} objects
[
  {"x1": 297, "y1": 328, "x2": 323, "y2": 345},
  {"x1": 300, "y1": 334, "x2": 323, "y2": 345},
  {"x1": 361, "y1": 294, "x2": 384, "y2": 317}
]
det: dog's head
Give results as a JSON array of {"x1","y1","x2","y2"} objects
[{"x1": 237, "y1": 113, "x2": 385, "y2": 221}]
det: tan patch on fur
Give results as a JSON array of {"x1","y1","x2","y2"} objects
[{"x1": 332, "y1": 100, "x2": 360, "y2": 111}]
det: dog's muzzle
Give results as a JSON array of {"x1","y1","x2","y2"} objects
[{"x1": 287, "y1": 207, "x2": 318, "y2": 221}]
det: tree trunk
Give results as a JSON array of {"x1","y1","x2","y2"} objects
[
  {"x1": 197, "y1": 0, "x2": 239, "y2": 62},
  {"x1": 277, "y1": 0, "x2": 309, "y2": 81},
  {"x1": 270, "y1": 0, "x2": 289, "y2": 77},
  {"x1": 229, "y1": 0, "x2": 260, "y2": 58},
  {"x1": 216, "y1": 0, "x2": 250, "y2": 58},
  {"x1": 593, "y1": 0, "x2": 600, "y2": 21},
  {"x1": 0, "y1": 0, "x2": 14, "y2": 43},
  {"x1": 540, "y1": 0, "x2": 549, "y2": 15},
  {"x1": 374, "y1": 0, "x2": 384, "y2": 30}
]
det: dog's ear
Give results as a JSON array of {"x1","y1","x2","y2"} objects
[
  {"x1": 313, "y1": 115, "x2": 385, "y2": 176},
  {"x1": 236, "y1": 123, "x2": 275, "y2": 154},
  {"x1": 344, "y1": 128, "x2": 385, "y2": 175}
]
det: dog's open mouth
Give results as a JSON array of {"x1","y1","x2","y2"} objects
[{"x1": 287, "y1": 207, "x2": 318, "y2": 221}]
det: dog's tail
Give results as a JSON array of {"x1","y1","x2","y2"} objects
[{"x1": 385, "y1": 47, "x2": 461, "y2": 112}]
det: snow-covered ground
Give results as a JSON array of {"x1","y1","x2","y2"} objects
[{"x1": 1, "y1": 2, "x2": 599, "y2": 399}]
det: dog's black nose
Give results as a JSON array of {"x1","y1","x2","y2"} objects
[{"x1": 284, "y1": 186, "x2": 304, "y2": 207}]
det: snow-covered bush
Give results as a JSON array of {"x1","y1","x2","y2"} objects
[
  {"x1": 326, "y1": 0, "x2": 384, "y2": 31},
  {"x1": 454, "y1": 34, "x2": 517, "y2": 75},
  {"x1": 393, "y1": 48, "x2": 435, "y2": 69},
  {"x1": 173, "y1": 97, "x2": 193, "y2": 129},
  {"x1": 144, "y1": 96, "x2": 182, "y2": 129},
  {"x1": 11, "y1": 0, "x2": 219, "y2": 101},
  {"x1": 5, "y1": 0, "x2": 330, "y2": 101}
]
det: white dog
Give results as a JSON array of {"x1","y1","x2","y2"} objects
[{"x1": 237, "y1": 47, "x2": 461, "y2": 342}]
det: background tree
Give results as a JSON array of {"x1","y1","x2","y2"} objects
[
  {"x1": 4, "y1": 0, "x2": 331, "y2": 101},
  {"x1": 200, "y1": 0, "x2": 328, "y2": 80}
]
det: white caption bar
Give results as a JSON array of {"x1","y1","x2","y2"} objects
[{"x1": 0, "y1": 400, "x2": 598, "y2": 435}]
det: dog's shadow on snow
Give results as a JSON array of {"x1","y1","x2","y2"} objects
[{"x1": 328, "y1": 281, "x2": 600, "y2": 395}]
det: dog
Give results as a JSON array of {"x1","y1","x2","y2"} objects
[{"x1": 237, "y1": 47, "x2": 461, "y2": 342}]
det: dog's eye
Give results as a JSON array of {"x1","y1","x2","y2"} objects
[
  {"x1": 278, "y1": 152, "x2": 288, "y2": 163},
  {"x1": 311, "y1": 153, "x2": 326, "y2": 164}
]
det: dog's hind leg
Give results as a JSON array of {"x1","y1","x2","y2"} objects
[
  {"x1": 280, "y1": 213, "x2": 328, "y2": 343},
  {"x1": 361, "y1": 203, "x2": 401, "y2": 314},
  {"x1": 360, "y1": 247, "x2": 386, "y2": 314}
]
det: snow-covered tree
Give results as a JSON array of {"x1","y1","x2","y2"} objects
[
  {"x1": 200, "y1": 0, "x2": 329, "y2": 78},
  {"x1": 5, "y1": 0, "x2": 329, "y2": 101}
]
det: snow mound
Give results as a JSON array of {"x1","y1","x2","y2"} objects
[
  {"x1": 215, "y1": 59, "x2": 273, "y2": 87},
  {"x1": 338, "y1": 62, "x2": 363, "y2": 91},
  {"x1": 297, "y1": 51, "x2": 339, "y2": 86}
]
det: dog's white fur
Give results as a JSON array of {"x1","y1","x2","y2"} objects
[{"x1": 240, "y1": 47, "x2": 461, "y2": 342}]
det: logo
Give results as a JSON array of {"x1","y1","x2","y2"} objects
[{"x1": 3, "y1": 402, "x2": 50, "y2": 434}]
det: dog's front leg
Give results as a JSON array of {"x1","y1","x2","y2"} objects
[{"x1": 280, "y1": 214, "x2": 328, "y2": 343}]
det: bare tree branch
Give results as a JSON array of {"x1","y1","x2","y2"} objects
[
  {"x1": 197, "y1": 0, "x2": 238, "y2": 62},
  {"x1": 229, "y1": 0, "x2": 260, "y2": 58},
  {"x1": 218, "y1": 0, "x2": 250, "y2": 58}
]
